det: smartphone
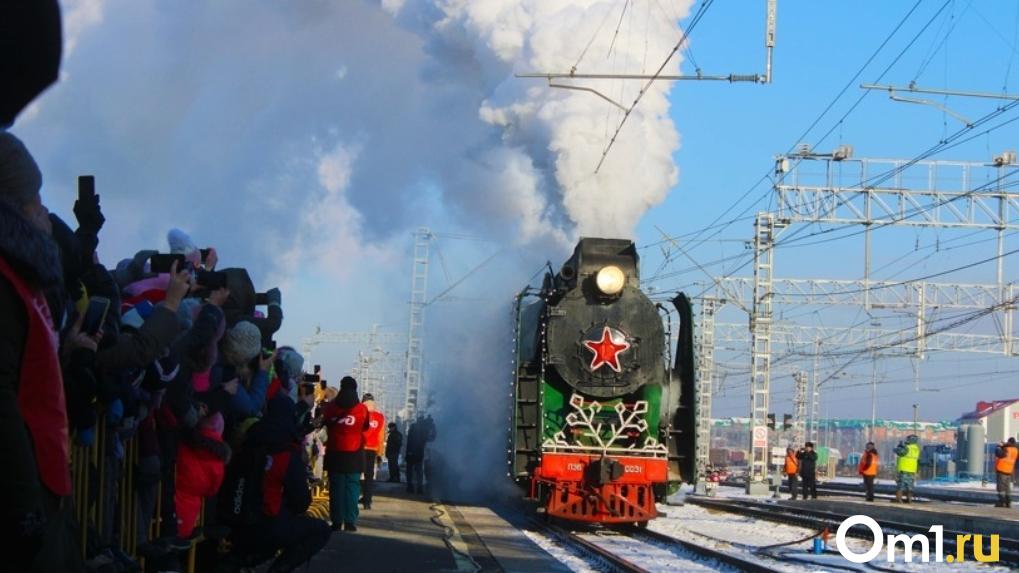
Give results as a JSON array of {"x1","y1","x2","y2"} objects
[
  {"x1": 255, "y1": 292, "x2": 269, "y2": 306},
  {"x1": 149, "y1": 253, "x2": 186, "y2": 274},
  {"x1": 200, "y1": 248, "x2": 211, "y2": 264},
  {"x1": 77, "y1": 175, "x2": 95, "y2": 201},
  {"x1": 303, "y1": 373, "x2": 320, "y2": 383},
  {"x1": 196, "y1": 270, "x2": 227, "y2": 289},
  {"x1": 82, "y1": 296, "x2": 110, "y2": 336}
]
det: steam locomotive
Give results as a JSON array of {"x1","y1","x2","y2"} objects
[{"x1": 510, "y1": 238, "x2": 696, "y2": 525}]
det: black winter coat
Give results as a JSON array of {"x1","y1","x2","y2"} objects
[
  {"x1": 386, "y1": 429, "x2": 403, "y2": 457},
  {"x1": 796, "y1": 449, "x2": 818, "y2": 477},
  {"x1": 0, "y1": 200, "x2": 65, "y2": 556}
]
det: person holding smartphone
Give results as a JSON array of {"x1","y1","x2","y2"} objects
[{"x1": 0, "y1": 130, "x2": 78, "y2": 570}]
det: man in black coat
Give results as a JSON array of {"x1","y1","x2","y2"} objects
[
  {"x1": 405, "y1": 415, "x2": 435, "y2": 494},
  {"x1": 385, "y1": 422, "x2": 403, "y2": 482},
  {"x1": 796, "y1": 441, "x2": 819, "y2": 500}
]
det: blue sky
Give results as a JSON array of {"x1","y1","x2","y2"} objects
[
  {"x1": 638, "y1": 1, "x2": 1019, "y2": 422},
  {"x1": 14, "y1": 0, "x2": 1019, "y2": 425}
]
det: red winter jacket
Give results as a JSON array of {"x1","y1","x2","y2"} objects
[
  {"x1": 364, "y1": 411, "x2": 386, "y2": 454},
  {"x1": 0, "y1": 255, "x2": 70, "y2": 497},
  {"x1": 175, "y1": 424, "x2": 229, "y2": 537},
  {"x1": 324, "y1": 402, "x2": 368, "y2": 453},
  {"x1": 262, "y1": 449, "x2": 292, "y2": 517}
]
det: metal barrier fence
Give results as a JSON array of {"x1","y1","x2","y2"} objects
[
  {"x1": 70, "y1": 419, "x2": 152, "y2": 565},
  {"x1": 69, "y1": 414, "x2": 335, "y2": 573}
]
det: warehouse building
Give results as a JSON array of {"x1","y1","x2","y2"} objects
[{"x1": 958, "y1": 399, "x2": 1019, "y2": 443}]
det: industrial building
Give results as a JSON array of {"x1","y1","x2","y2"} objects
[{"x1": 958, "y1": 399, "x2": 1019, "y2": 443}]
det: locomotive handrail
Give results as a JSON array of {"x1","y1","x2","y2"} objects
[{"x1": 541, "y1": 443, "x2": 670, "y2": 457}]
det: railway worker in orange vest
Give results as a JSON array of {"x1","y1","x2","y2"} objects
[
  {"x1": 784, "y1": 447, "x2": 799, "y2": 500},
  {"x1": 360, "y1": 393, "x2": 386, "y2": 510},
  {"x1": 858, "y1": 442, "x2": 879, "y2": 502},
  {"x1": 995, "y1": 437, "x2": 1018, "y2": 508}
]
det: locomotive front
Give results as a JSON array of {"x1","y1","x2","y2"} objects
[{"x1": 511, "y1": 238, "x2": 695, "y2": 524}]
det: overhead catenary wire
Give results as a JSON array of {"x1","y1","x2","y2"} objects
[
  {"x1": 652, "y1": 0, "x2": 934, "y2": 257},
  {"x1": 595, "y1": 0, "x2": 716, "y2": 173},
  {"x1": 641, "y1": 0, "x2": 942, "y2": 277},
  {"x1": 675, "y1": 111, "x2": 1019, "y2": 301}
]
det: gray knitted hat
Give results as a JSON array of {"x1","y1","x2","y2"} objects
[
  {"x1": 0, "y1": 131, "x2": 42, "y2": 206},
  {"x1": 221, "y1": 321, "x2": 262, "y2": 366}
]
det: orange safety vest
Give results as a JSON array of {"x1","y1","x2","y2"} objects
[
  {"x1": 858, "y1": 451, "x2": 878, "y2": 477},
  {"x1": 997, "y1": 445, "x2": 1018, "y2": 475},
  {"x1": 784, "y1": 453, "x2": 798, "y2": 476}
]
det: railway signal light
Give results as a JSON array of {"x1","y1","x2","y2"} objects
[
  {"x1": 767, "y1": 414, "x2": 776, "y2": 430},
  {"x1": 783, "y1": 414, "x2": 793, "y2": 430}
]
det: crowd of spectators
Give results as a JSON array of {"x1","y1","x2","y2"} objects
[
  {"x1": 1, "y1": 4, "x2": 338, "y2": 572},
  {"x1": 2, "y1": 5, "x2": 444, "y2": 572},
  {"x1": 1, "y1": 118, "x2": 341, "y2": 571}
]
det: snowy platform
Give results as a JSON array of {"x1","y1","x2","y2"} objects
[
  {"x1": 308, "y1": 481, "x2": 567, "y2": 572},
  {"x1": 812, "y1": 478, "x2": 999, "y2": 504}
]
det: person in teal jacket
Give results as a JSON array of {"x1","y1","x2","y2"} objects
[{"x1": 894, "y1": 434, "x2": 920, "y2": 503}]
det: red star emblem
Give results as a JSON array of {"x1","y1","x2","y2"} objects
[{"x1": 583, "y1": 326, "x2": 630, "y2": 372}]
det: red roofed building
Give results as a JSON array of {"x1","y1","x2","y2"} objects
[{"x1": 958, "y1": 399, "x2": 1019, "y2": 443}]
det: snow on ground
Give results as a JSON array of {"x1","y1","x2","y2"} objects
[
  {"x1": 650, "y1": 496, "x2": 1014, "y2": 572},
  {"x1": 520, "y1": 529, "x2": 600, "y2": 573},
  {"x1": 579, "y1": 531, "x2": 738, "y2": 573}
]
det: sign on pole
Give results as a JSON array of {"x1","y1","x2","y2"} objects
[{"x1": 753, "y1": 425, "x2": 768, "y2": 448}]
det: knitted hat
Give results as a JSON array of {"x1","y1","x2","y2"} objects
[
  {"x1": 168, "y1": 228, "x2": 197, "y2": 255},
  {"x1": 168, "y1": 228, "x2": 201, "y2": 268},
  {"x1": 222, "y1": 320, "x2": 262, "y2": 366},
  {"x1": 276, "y1": 347, "x2": 304, "y2": 381},
  {"x1": 0, "y1": 132, "x2": 41, "y2": 207}
]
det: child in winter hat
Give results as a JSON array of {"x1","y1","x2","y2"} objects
[{"x1": 221, "y1": 320, "x2": 262, "y2": 367}]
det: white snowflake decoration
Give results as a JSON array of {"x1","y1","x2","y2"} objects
[{"x1": 544, "y1": 394, "x2": 668, "y2": 456}]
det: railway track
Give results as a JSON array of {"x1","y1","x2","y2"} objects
[
  {"x1": 687, "y1": 495, "x2": 1019, "y2": 565},
  {"x1": 537, "y1": 521, "x2": 787, "y2": 573}
]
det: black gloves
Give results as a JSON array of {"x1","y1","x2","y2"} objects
[
  {"x1": 73, "y1": 189, "x2": 105, "y2": 236},
  {"x1": 266, "y1": 287, "x2": 282, "y2": 308}
]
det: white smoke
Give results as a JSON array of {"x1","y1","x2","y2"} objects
[
  {"x1": 387, "y1": 0, "x2": 689, "y2": 241},
  {"x1": 20, "y1": 0, "x2": 693, "y2": 501}
]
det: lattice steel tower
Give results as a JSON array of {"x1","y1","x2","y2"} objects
[{"x1": 403, "y1": 228, "x2": 432, "y2": 424}]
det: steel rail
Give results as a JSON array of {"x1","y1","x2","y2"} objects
[
  {"x1": 687, "y1": 496, "x2": 1019, "y2": 564},
  {"x1": 543, "y1": 523, "x2": 651, "y2": 573},
  {"x1": 628, "y1": 527, "x2": 787, "y2": 573}
]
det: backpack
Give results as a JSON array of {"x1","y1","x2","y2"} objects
[{"x1": 218, "y1": 445, "x2": 269, "y2": 526}]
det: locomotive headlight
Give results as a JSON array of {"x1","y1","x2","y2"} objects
[{"x1": 595, "y1": 265, "x2": 626, "y2": 295}]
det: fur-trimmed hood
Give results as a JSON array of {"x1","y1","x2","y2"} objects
[{"x1": 0, "y1": 199, "x2": 62, "y2": 292}]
